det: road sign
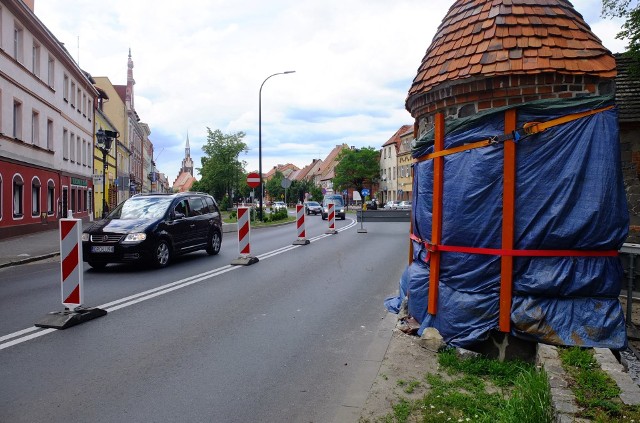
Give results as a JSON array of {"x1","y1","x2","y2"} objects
[
  {"x1": 247, "y1": 172, "x2": 260, "y2": 188},
  {"x1": 362, "y1": 188, "x2": 370, "y2": 196},
  {"x1": 281, "y1": 178, "x2": 292, "y2": 189}
]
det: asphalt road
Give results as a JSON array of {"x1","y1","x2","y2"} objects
[{"x1": 0, "y1": 216, "x2": 410, "y2": 422}]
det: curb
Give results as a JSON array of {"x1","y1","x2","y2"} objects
[
  {"x1": 537, "y1": 344, "x2": 640, "y2": 422},
  {"x1": 0, "y1": 252, "x2": 59, "y2": 269}
]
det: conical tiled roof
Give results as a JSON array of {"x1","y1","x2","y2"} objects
[{"x1": 407, "y1": 0, "x2": 616, "y2": 107}]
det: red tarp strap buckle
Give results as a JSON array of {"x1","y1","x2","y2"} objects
[{"x1": 410, "y1": 233, "x2": 439, "y2": 262}]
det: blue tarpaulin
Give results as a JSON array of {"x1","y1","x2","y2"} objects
[{"x1": 386, "y1": 95, "x2": 629, "y2": 349}]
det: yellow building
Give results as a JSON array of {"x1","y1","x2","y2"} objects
[{"x1": 93, "y1": 99, "x2": 118, "y2": 218}]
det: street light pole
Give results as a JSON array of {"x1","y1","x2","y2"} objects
[
  {"x1": 96, "y1": 129, "x2": 117, "y2": 218},
  {"x1": 258, "y1": 70, "x2": 295, "y2": 221}
]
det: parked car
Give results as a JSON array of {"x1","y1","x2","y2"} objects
[
  {"x1": 365, "y1": 199, "x2": 378, "y2": 210},
  {"x1": 385, "y1": 201, "x2": 400, "y2": 209},
  {"x1": 81, "y1": 192, "x2": 222, "y2": 269},
  {"x1": 272, "y1": 201, "x2": 287, "y2": 211},
  {"x1": 304, "y1": 201, "x2": 322, "y2": 215},
  {"x1": 398, "y1": 201, "x2": 412, "y2": 210},
  {"x1": 321, "y1": 195, "x2": 346, "y2": 220}
]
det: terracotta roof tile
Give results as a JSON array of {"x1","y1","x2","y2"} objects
[{"x1": 407, "y1": 0, "x2": 616, "y2": 105}]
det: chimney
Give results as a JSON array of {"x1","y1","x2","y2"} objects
[{"x1": 22, "y1": 0, "x2": 35, "y2": 11}]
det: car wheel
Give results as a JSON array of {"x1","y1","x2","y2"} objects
[
  {"x1": 88, "y1": 261, "x2": 107, "y2": 270},
  {"x1": 152, "y1": 239, "x2": 171, "y2": 268},
  {"x1": 206, "y1": 229, "x2": 222, "y2": 255}
]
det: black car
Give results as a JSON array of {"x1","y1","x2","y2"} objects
[
  {"x1": 304, "y1": 201, "x2": 322, "y2": 215},
  {"x1": 82, "y1": 192, "x2": 223, "y2": 269}
]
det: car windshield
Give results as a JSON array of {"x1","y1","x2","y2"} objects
[
  {"x1": 307, "y1": 202, "x2": 320, "y2": 206},
  {"x1": 323, "y1": 196, "x2": 344, "y2": 207},
  {"x1": 109, "y1": 197, "x2": 173, "y2": 220}
]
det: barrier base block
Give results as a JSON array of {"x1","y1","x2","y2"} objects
[
  {"x1": 293, "y1": 238, "x2": 310, "y2": 245},
  {"x1": 35, "y1": 306, "x2": 107, "y2": 330},
  {"x1": 325, "y1": 229, "x2": 338, "y2": 235},
  {"x1": 231, "y1": 256, "x2": 259, "y2": 266},
  {"x1": 357, "y1": 228, "x2": 368, "y2": 233}
]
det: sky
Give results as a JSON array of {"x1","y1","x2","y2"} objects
[{"x1": 34, "y1": 0, "x2": 628, "y2": 182}]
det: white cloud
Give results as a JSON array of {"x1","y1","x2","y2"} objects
[{"x1": 35, "y1": 0, "x2": 630, "y2": 181}]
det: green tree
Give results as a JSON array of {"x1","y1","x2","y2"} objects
[
  {"x1": 603, "y1": 1, "x2": 640, "y2": 69},
  {"x1": 333, "y1": 147, "x2": 380, "y2": 193},
  {"x1": 265, "y1": 170, "x2": 285, "y2": 203},
  {"x1": 193, "y1": 128, "x2": 248, "y2": 203},
  {"x1": 288, "y1": 179, "x2": 322, "y2": 204}
]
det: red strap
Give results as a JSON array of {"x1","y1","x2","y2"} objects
[{"x1": 409, "y1": 234, "x2": 618, "y2": 258}]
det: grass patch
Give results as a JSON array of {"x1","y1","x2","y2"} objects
[
  {"x1": 363, "y1": 348, "x2": 552, "y2": 423},
  {"x1": 558, "y1": 347, "x2": 640, "y2": 422}
]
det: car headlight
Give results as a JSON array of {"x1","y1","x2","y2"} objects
[
  {"x1": 81, "y1": 233, "x2": 89, "y2": 242},
  {"x1": 122, "y1": 233, "x2": 147, "y2": 243}
]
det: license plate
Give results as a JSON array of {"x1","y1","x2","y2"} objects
[{"x1": 91, "y1": 246, "x2": 114, "y2": 253}]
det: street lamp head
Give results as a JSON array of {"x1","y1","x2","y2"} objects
[
  {"x1": 96, "y1": 128, "x2": 117, "y2": 152},
  {"x1": 284, "y1": 70, "x2": 296, "y2": 74}
]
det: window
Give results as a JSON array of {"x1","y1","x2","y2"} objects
[
  {"x1": 70, "y1": 81, "x2": 75, "y2": 106},
  {"x1": 12, "y1": 99, "x2": 22, "y2": 139},
  {"x1": 46, "y1": 119, "x2": 53, "y2": 150},
  {"x1": 47, "y1": 55, "x2": 54, "y2": 87},
  {"x1": 70, "y1": 188, "x2": 76, "y2": 212},
  {"x1": 32, "y1": 41, "x2": 40, "y2": 76},
  {"x1": 81, "y1": 139, "x2": 86, "y2": 166},
  {"x1": 13, "y1": 174, "x2": 24, "y2": 218},
  {"x1": 47, "y1": 180, "x2": 55, "y2": 215},
  {"x1": 13, "y1": 23, "x2": 23, "y2": 62},
  {"x1": 88, "y1": 98, "x2": 92, "y2": 120},
  {"x1": 189, "y1": 197, "x2": 205, "y2": 216},
  {"x1": 76, "y1": 136, "x2": 81, "y2": 165},
  {"x1": 77, "y1": 88, "x2": 81, "y2": 113},
  {"x1": 69, "y1": 132, "x2": 75, "y2": 162},
  {"x1": 82, "y1": 93, "x2": 87, "y2": 116},
  {"x1": 83, "y1": 189, "x2": 87, "y2": 211},
  {"x1": 31, "y1": 177, "x2": 41, "y2": 216},
  {"x1": 63, "y1": 129, "x2": 69, "y2": 159},
  {"x1": 63, "y1": 74, "x2": 69, "y2": 100},
  {"x1": 31, "y1": 110, "x2": 39, "y2": 145}
]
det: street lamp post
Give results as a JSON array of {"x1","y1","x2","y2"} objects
[
  {"x1": 96, "y1": 129, "x2": 118, "y2": 218},
  {"x1": 258, "y1": 70, "x2": 295, "y2": 220}
]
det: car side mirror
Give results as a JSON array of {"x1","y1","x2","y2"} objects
[{"x1": 174, "y1": 212, "x2": 186, "y2": 220}]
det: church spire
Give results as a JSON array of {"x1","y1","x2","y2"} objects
[
  {"x1": 180, "y1": 133, "x2": 194, "y2": 176},
  {"x1": 126, "y1": 48, "x2": 135, "y2": 110}
]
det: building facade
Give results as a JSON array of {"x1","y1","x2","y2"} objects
[
  {"x1": 93, "y1": 106, "x2": 118, "y2": 218},
  {"x1": 379, "y1": 125, "x2": 411, "y2": 204},
  {"x1": 396, "y1": 127, "x2": 414, "y2": 202},
  {"x1": 93, "y1": 76, "x2": 131, "y2": 205},
  {"x1": 0, "y1": 0, "x2": 97, "y2": 239}
]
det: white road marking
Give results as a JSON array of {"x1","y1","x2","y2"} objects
[{"x1": 0, "y1": 218, "x2": 358, "y2": 351}]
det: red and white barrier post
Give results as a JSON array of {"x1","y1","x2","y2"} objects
[
  {"x1": 293, "y1": 204, "x2": 310, "y2": 245},
  {"x1": 325, "y1": 203, "x2": 338, "y2": 235},
  {"x1": 60, "y1": 219, "x2": 83, "y2": 308},
  {"x1": 231, "y1": 207, "x2": 259, "y2": 265},
  {"x1": 35, "y1": 218, "x2": 107, "y2": 329}
]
